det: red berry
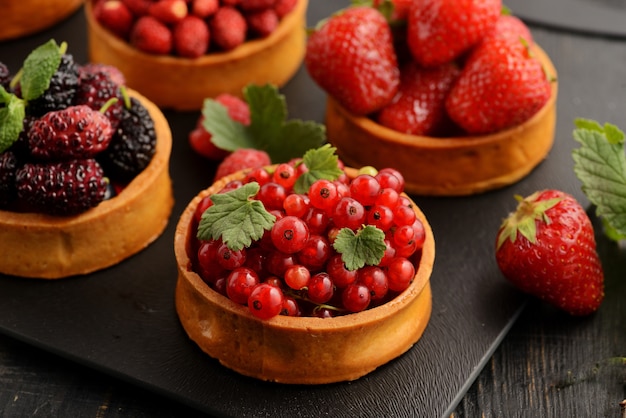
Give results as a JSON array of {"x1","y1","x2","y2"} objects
[
  {"x1": 130, "y1": 16, "x2": 173, "y2": 55},
  {"x1": 94, "y1": 0, "x2": 134, "y2": 39},
  {"x1": 149, "y1": 0, "x2": 188, "y2": 24},
  {"x1": 214, "y1": 148, "x2": 271, "y2": 181},
  {"x1": 274, "y1": 0, "x2": 297, "y2": 18},
  {"x1": 246, "y1": 8, "x2": 279, "y2": 38},
  {"x1": 191, "y1": 0, "x2": 219, "y2": 18},
  {"x1": 342, "y1": 283, "x2": 371, "y2": 312},
  {"x1": 121, "y1": 0, "x2": 152, "y2": 16},
  {"x1": 386, "y1": 257, "x2": 415, "y2": 292},
  {"x1": 307, "y1": 272, "x2": 334, "y2": 304},
  {"x1": 297, "y1": 234, "x2": 331, "y2": 271},
  {"x1": 226, "y1": 267, "x2": 260, "y2": 304},
  {"x1": 357, "y1": 266, "x2": 388, "y2": 301},
  {"x1": 173, "y1": 15, "x2": 210, "y2": 58},
  {"x1": 210, "y1": 6, "x2": 247, "y2": 51},
  {"x1": 248, "y1": 283, "x2": 284, "y2": 319},
  {"x1": 284, "y1": 264, "x2": 311, "y2": 290},
  {"x1": 271, "y1": 216, "x2": 310, "y2": 254}
]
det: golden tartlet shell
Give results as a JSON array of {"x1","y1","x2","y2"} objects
[
  {"x1": 325, "y1": 44, "x2": 558, "y2": 196},
  {"x1": 85, "y1": 0, "x2": 308, "y2": 110},
  {"x1": 1, "y1": 0, "x2": 84, "y2": 41},
  {"x1": 0, "y1": 89, "x2": 174, "y2": 279},
  {"x1": 174, "y1": 167, "x2": 435, "y2": 384}
]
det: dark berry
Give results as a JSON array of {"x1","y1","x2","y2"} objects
[
  {"x1": 97, "y1": 97, "x2": 156, "y2": 182},
  {"x1": 0, "y1": 62, "x2": 11, "y2": 91},
  {"x1": 0, "y1": 151, "x2": 20, "y2": 208},
  {"x1": 15, "y1": 158, "x2": 107, "y2": 215},
  {"x1": 27, "y1": 54, "x2": 79, "y2": 117},
  {"x1": 75, "y1": 65, "x2": 124, "y2": 129},
  {"x1": 28, "y1": 105, "x2": 113, "y2": 160}
]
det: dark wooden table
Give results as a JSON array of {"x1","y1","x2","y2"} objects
[{"x1": 2, "y1": 3, "x2": 626, "y2": 418}]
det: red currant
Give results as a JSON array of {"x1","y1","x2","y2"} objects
[
  {"x1": 357, "y1": 266, "x2": 388, "y2": 300},
  {"x1": 283, "y1": 193, "x2": 310, "y2": 218},
  {"x1": 257, "y1": 182, "x2": 287, "y2": 211},
  {"x1": 386, "y1": 257, "x2": 415, "y2": 292},
  {"x1": 349, "y1": 174, "x2": 381, "y2": 206},
  {"x1": 332, "y1": 197, "x2": 365, "y2": 230},
  {"x1": 281, "y1": 295, "x2": 301, "y2": 316},
  {"x1": 248, "y1": 283, "x2": 284, "y2": 320},
  {"x1": 309, "y1": 179, "x2": 340, "y2": 211},
  {"x1": 342, "y1": 283, "x2": 371, "y2": 312},
  {"x1": 326, "y1": 254, "x2": 357, "y2": 288},
  {"x1": 375, "y1": 168, "x2": 404, "y2": 193},
  {"x1": 307, "y1": 272, "x2": 334, "y2": 304},
  {"x1": 226, "y1": 267, "x2": 260, "y2": 305},
  {"x1": 244, "y1": 167, "x2": 271, "y2": 186},
  {"x1": 297, "y1": 235, "x2": 331, "y2": 271},
  {"x1": 272, "y1": 163, "x2": 298, "y2": 189},
  {"x1": 284, "y1": 264, "x2": 311, "y2": 290},
  {"x1": 271, "y1": 216, "x2": 310, "y2": 254},
  {"x1": 216, "y1": 241, "x2": 246, "y2": 270},
  {"x1": 366, "y1": 204, "x2": 394, "y2": 231}
]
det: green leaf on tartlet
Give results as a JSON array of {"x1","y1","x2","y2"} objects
[
  {"x1": 18, "y1": 39, "x2": 65, "y2": 102},
  {"x1": 200, "y1": 84, "x2": 326, "y2": 163},
  {"x1": 572, "y1": 118, "x2": 626, "y2": 241},
  {"x1": 293, "y1": 144, "x2": 344, "y2": 194},
  {"x1": 0, "y1": 87, "x2": 26, "y2": 153},
  {"x1": 197, "y1": 182, "x2": 276, "y2": 251},
  {"x1": 333, "y1": 225, "x2": 387, "y2": 271}
]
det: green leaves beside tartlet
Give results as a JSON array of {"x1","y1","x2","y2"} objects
[
  {"x1": 572, "y1": 118, "x2": 626, "y2": 241},
  {"x1": 196, "y1": 146, "x2": 387, "y2": 270},
  {"x1": 201, "y1": 84, "x2": 326, "y2": 165},
  {"x1": 0, "y1": 39, "x2": 65, "y2": 153}
]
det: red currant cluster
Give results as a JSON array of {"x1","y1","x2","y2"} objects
[{"x1": 189, "y1": 161, "x2": 426, "y2": 320}]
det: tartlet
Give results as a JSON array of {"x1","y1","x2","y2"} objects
[
  {"x1": 1, "y1": 0, "x2": 84, "y2": 41},
  {"x1": 325, "y1": 44, "x2": 558, "y2": 196},
  {"x1": 0, "y1": 89, "x2": 174, "y2": 279},
  {"x1": 174, "y1": 167, "x2": 435, "y2": 384},
  {"x1": 84, "y1": 0, "x2": 308, "y2": 110}
]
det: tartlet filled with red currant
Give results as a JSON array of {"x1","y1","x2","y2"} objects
[
  {"x1": 85, "y1": 0, "x2": 308, "y2": 110},
  {"x1": 174, "y1": 146, "x2": 435, "y2": 384}
]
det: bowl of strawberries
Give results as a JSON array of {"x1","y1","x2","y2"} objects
[
  {"x1": 174, "y1": 145, "x2": 435, "y2": 384},
  {"x1": 306, "y1": 0, "x2": 558, "y2": 196},
  {"x1": 85, "y1": 0, "x2": 308, "y2": 110}
]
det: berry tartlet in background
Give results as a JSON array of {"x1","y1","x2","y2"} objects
[
  {"x1": 1, "y1": 0, "x2": 84, "y2": 41},
  {"x1": 0, "y1": 40, "x2": 174, "y2": 279},
  {"x1": 174, "y1": 146, "x2": 435, "y2": 383},
  {"x1": 85, "y1": 0, "x2": 308, "y2": 110},
  {"x1": 307, "y1": 1, "x2": 558, "y2": 196}
]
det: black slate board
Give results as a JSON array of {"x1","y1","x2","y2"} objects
[
  {"x1": 0, "y1": 3, "x2": 585, "y2": 417},
  {"x1": 506, "y1": 0, "x2": 626, "y2": 39}
]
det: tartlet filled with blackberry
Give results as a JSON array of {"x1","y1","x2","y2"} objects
[
  {"x1": 0, "y1": 40, "x2": 174, "y2": 279},
  {"x1": 84, "y1": 0, "x2": 308, "y2": 110},
  {"x1": 174, "y1": 146, "x2": 435, "y2": 384}
]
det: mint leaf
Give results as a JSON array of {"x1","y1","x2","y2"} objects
[
  {"x1": 200, "y1": 84, "x2": 325, "y2": 163},
  {"x1": 333, "y1": 225, "x2": 386, "y2": 271},
  {"x1": 572, "y1": 118, "x2": 626, "y2": 240},
  {"x1": 201, "y1": 99, "x2": 253, "y2": 151},
  {"x1": 197, "y1": 182, "x2": 276, "y2": 251},
  {"x1": 20, "y1": 39, "x2": 63, "y2": 102},
  {"x1": 294, "y1": 144, "x2": 344, "y2": 194},
  {"x1": 0, "y1": 92, "x2": 26, "y2": 153}
]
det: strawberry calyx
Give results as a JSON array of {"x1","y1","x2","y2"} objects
[{"x1": 496, "y1": 192, "x2": 563, "y2": 249}]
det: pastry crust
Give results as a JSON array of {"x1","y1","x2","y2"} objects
[
  {"x1": 325, "y1": 44, "x2": 558, "y2": 196},
  {"x1": 1, "y1": 0, "x2": 84, "y2": 41},
  {"x1": 0, "y1": 90, "x2": 174, "y2": 279},
  {"x1": 174, "y1": 168, "x2": 435, "y2": 384},
  {"x1": 85, "y1": 0, "x2": 308, "y2": 110}
]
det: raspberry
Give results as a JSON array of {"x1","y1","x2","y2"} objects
[
  {"x1": 15, "y1": 159, "x2": 107, "y2": 216},
  {"x1": 246, "y1": 8, "x2": 279, "y2": 38},
  {"x1": 130, "y1": 16, "x2": 173, "y2": 55},
  {"x1": 214, "y1": 93, "x2": 251, "y2": 125},
  {"x1": 75, "y1": 65, "x2": 124, "y2": 129},
  {"x1": 27, "y1": 54, "x2": 79, "y2": 117},
  {"x1": 214, "y1": 148, "x2": 271, "y2": 181},
  {"x1": 0, "y1": 151, "x2": 20, "y2": 208},
  {"x1": 97, "y1": 97, "x2": 156, "y2": 182},
  {"x1": 79, "y1": 63, "x2": 126, "y2": 86},
  {"x1": 210, "y1": 7, "x2": 247, "y2": 51},
  {"x1": 93, "y1": 0, "x2": 134, "y2": 39},
  {"x1": 173, "y1": 15, "x2": 210, "y2": 58},
  {"x1": 28, "y1": 105, "x2": 114, "y2": 160}
]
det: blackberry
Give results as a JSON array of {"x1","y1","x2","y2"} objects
[
  {"x1": 27, "y1": 54, "x2": 79, "y2": 117},
  {"x1": 98, "y1": 97, "x2": 156, "y2": 182},
  {"x1": 75, "y1": 66, "x2": 124, "y2": 129},
  {"x1": 15, "y1": 158, "x2": 107, "y2": 216},
  {"x1": 0, "y1": 151, "x2": 20, "y2": 209},
  {"x1": 0, "y1": 62, "x2": 11, "y2": 91}
]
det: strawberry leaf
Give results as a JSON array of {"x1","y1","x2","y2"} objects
[
  {"x1": 572, "y1": 118, "x2": 626, "y2": 241},
  {"x1": 294, "y1": 144, "x2": 344, "y2": 194},
  {"x1": 197, "y1": 182, "x2": 276, "y2": 251},
  {"x1": 19, "y1": 39, "x2": 64, "y2": 102},
  {"x1": 333, "y1": 225, "x2": 386, "y2": 271},
  {"x1": 201, "y1": 84, "x2": 325, "y2": 163},
  {"x1": 0, "y1": 91, "x2": 26, "y2": 153}
]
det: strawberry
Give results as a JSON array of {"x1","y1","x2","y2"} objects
[
  {"x1": 210, "y1": 6, "x2": 247, "y2": 51},
  {"x1": 28, "y1": 105, "x2": 114, "y2": 160},
  {"x1": 376, "y1": 61, "x2": 460, "y2": 135},
  {"x1": 149, "y1": 0, "x2": 188, "y2": 25},
  {"x1": 130, "y1": 15, "x2": 173, "y2": 55},
  {"x1": 246, "y1": 8, "x2": 279, "y2": 38},
  {"x1": 495, "y1": 190, "x2": 604, "y2": 316},
  {"x1": 189, "y1": 94, "x2": 250, "y2": 160},
  {"x1": 305, "y1": 6, "x2": 400, "y2": 116},
  {"x1": 445, "y1": 37, "x2": 552, "y2": 135},
  {"x1": 273, "y1": 0, "x2": 297, "y2": 18},
  {"x1": 191, "y1": 0, "x2": 219, "y2": 18},
  {"x1": 406, "y1": 0, "x2": 501, "y2": 68},
  {"x1": 93, "y1": 0, "x2": 134, "y2": 39},
  {"x1": 373, "y1": 0, "x2": 412, "y2": 21},
  {"x1": 239, "y1": 0, "x2": 276, "y2": 12},
  {"x1": 121, "y1": 0, "x2": 152, "y2": 16},
  {"x1": 484, "y1": 13, "x2": 533, "y2": 45},
  {"x1": 173, "y1": 15, "x2": 210, "y2": 58},
  {"x1": 214, "y1": 148, "x2": 271, "y2": 181}
]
